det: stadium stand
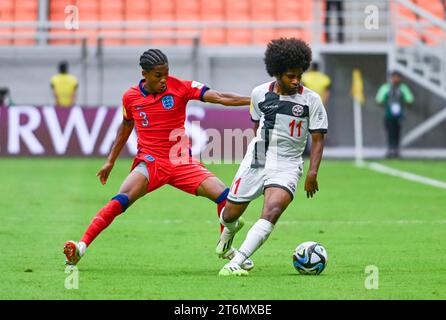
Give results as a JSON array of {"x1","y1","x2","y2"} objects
[
  {"x1": 0, "y1": 0, "x2": 14, "y2": 45},
  {"x1": 0, "y1": 0, "x2": 314, "y2": 45},
  {"x1": 0, "y1": 0, "x2": 38, "y2": 45},
  {"x1": 1, "y1": 0, "x2": 445, "y2": 46}
]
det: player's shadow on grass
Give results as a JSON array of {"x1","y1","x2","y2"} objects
[{"x1": 78, "y1": 266, "x2": 218, "y2": 277}]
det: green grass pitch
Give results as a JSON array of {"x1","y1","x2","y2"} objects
[{"x1": 0, "y1": 158, "x2": 445, "y2": 300}]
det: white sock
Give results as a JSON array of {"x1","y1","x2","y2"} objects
[
  {"x1": 231, "y1": 218, "x2": 274, "y2": 266},
  {"x1": 78, "y1": 241, "x2": 87, "y2": 256},
  {"x1": 219, "y1": 208, "x2": 239, "y2": 233}
]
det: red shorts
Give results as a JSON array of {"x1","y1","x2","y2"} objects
[{"x1": 131, "y1": 154, "x2": 214, "y2": 195}]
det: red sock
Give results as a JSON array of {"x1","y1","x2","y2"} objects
[
  {"x1": 217, "y1": 199, "x2": 226, "y2": 234},
  {"x1": 80, "y1": 200, "x2": 123, "y2": 246}
]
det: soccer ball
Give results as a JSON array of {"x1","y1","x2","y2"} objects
[{"x1": 292, "y1": 241, "x2": 328, "y2": 275}]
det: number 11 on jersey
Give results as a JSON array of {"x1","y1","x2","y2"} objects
[{"x1": 289, "y1": 119, "x2": 302, "y2": 137}]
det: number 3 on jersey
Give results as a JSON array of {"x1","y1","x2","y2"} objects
[
  {"x1": 289, "y1": 119, "x2": 302, "y2": 137},
  {"x1": 140, "y1": 111, "x2": 149, "y2": 127}
]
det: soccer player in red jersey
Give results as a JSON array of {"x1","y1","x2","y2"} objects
[{"x1": 63, "y1": 49, "x2": 254, "y2": 270}]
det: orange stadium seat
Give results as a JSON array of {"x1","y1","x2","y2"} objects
[
  {"x1": 175, "y1": 0, "x2": 200, "y2": 45},
  {"x1": 76, "y1": 0, "x2": 99, "y2": 45},
  {"x1": 0, "y1": 0, "x2": 15, "y2": 45},
  {"x1": 416, "y1": 0, "x2": 445, "y2": 19},
  {"x1": 123, "y1": 0, "x2": 150, "y2": 45},
  {"x1": 99, "y1": 0, "x2": 125, "y2": 45},
  {"x1": 225, "y1": 0, "x2": 252, "y2": 44},
  {"x1": 275, "y1": 0, "x2": 304, "y2": 42},
  {"x1": 394, "y1": 2, "x2": 418, "y2": 46},
  {"x1": 414, "y1": 0, "x2": 445, "y2": 45},
  {"x1": 124, "y1": 0, "x2": 150, "y2": 20},
  {"x1": 149, "y1": 0, "x2": 175, "y2": 45},
  {"x1": 298, "y1": 0, "x2": 313, "y2": 43},
  {"x1": 199, "y1": 0, "x2": 226, "y2": 45},
  {"x1": 13, "y1": 0, "x2": 39, "y2": 45},
  {"x1": 251, "y1": 0, "x2": 276, "y2": 45},
  {"x1": 49, "y1": 0, "x2": 78, "y2": 45}
]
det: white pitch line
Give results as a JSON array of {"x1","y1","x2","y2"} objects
[{"x1": 367, "y1": 162, "x2": 446, "y2": 190}]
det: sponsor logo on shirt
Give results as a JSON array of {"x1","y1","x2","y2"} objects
[
  {"x1": 161, "y1": 95, "x2": 175, "y2": 109},
  {"x1": 263, "y1": 104, "x2": 279, "y2": 109}
]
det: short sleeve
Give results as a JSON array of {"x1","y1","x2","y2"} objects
[
  {"x1": 376, "y1": 84, "x2": 388, "y2": 104},
  {"x1": 324, "y1": 75, "x2": 331, "y2": 88},
  {"x1": 249, "y1": 88, "x2": 261, "y2": 122},
  {"x1": 183, "y1": 80, "x2": 210, "y2": 102},
  {"x1": 400, "y1": 84, "x2": 414, "y2": 104},
  {"x1": 308, "y1": 94, "x2": 328, "y2": 133},
  {"x1": 122, "y1": 93, "x2": 133, "y2": 121}
]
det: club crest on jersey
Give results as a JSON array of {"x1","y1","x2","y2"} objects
[
  {"x1": 161, "y1": 95, "x2": 175, "y2": 109},
  {"x1": 145, "y1": 154, "x2": 155, "y2": 162},
  {"x1": 292, "y1": 105, "x2": 305, "y2": 117}
]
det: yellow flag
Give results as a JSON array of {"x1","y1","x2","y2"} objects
[{"x1": 351, "y1": 69, "x2": 365, "y2": 106}]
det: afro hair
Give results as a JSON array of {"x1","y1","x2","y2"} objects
[{"x1": 264, "y1": 38, "x2": 312, "y2": 77}]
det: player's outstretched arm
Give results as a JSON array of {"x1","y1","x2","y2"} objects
[
  {"x1": 202, "y1": 89, "x2": 250, "y2": 106},
  {"x1": 304, "y1": 132, "x2": 325, "y2": 198},
  {"x1": 96, "y1": 119, "x2": 134, "y2": 185}
]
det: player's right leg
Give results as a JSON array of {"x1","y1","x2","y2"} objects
[
  {"x1": 216, "y1": 165, "x2": 264, "y2": 259},
  {"x1": 64, "y1": 163, "x2": 149, "y2": 265},
  {"x1": 216, "y1": 201, "x2": 249, "y2": 257},
  {"x1": 219, "y1": 187, "x2": 293, "y2": 276}
]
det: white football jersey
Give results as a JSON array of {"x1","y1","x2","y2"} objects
[{"x1": 245, "y1": 81, "x2": 328, "y2": 168}]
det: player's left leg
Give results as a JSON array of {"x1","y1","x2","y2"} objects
[
  {"x1": 219, "y1": 187, "x2": 292, "y2": 276},
  {"x1": 195, "y1": 176, "x2": 229, "y2": 233}
]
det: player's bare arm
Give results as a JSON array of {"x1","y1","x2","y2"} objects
[
  {"x1": 96, "y1": 119, "x2": 135, "y2": 185},
  {"x1": 253, "y1": 121, "x2": 259, "y2": 133},
  {"x1": 202, "y1": 89, "x2": 250, "y2": 106},
  {"x1": 305, "y1": 132, "x2": 325, "y2": 198}
]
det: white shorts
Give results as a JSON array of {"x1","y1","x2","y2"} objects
[{"x1": 227, "y1": 161, "x2": 303, "y2": 203}]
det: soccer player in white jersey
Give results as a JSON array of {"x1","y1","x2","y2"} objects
[{"x1": 216, "y1": 38, "x2": 328, "y2": 276}]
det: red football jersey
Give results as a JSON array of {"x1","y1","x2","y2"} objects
[{"x1": 122, "y1": 76, "x2": 209, "y2": 160}]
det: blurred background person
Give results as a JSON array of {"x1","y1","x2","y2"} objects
[
  {"x1": 50, "y1": 61, "x2": 78, "y2": 107},
  {"x1": 0, "y1": 87, "x2": 13, "y2": 107},
  {"x1": 302, "y1": 62, "x2": 332, "y2": 153},
  {"x1": 302, "y1": 62, "x2": 331, "y2": 106},
  {"x1": 376, "y1": 71, "x2": 414, "y2": 158},
  {"x1": 324, "y1": 0, "x2": 345, "y2": 43}
]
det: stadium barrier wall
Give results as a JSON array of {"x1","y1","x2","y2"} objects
[{"x1": 0, "y1": 105, "x2": 254, "y2": 162}]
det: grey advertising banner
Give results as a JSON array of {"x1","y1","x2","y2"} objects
[{"x1": 0, "y1": 105, "x2": 254, "y2": 162}]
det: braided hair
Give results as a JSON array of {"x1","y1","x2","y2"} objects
[{"x1": 139, "y1": 49, "x2": 168, "y2": 71}]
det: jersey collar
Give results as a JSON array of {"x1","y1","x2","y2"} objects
[
  {"x1": 138, "y1": 79, "x2": 168, "y2": 98},
  {"x1": 139, "y1": 79, "x2": 149, "y2": 97}
]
